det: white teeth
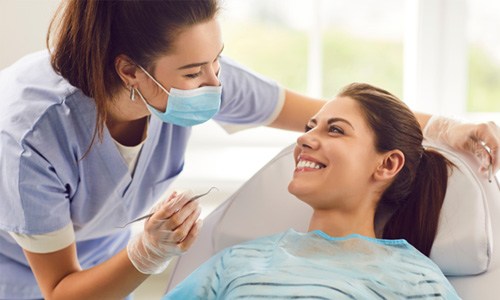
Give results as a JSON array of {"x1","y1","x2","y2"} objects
[{"x1": 297, "y1": 160, "x2": 324, "y2": 169}]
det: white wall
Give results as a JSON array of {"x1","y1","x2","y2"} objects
[{"x1": 0, "y1": 0, "x2": 60, "y2": 69}]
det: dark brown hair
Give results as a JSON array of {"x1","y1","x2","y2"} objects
[
  {"x1": 47, "y1": 0, "x2": 219, "y2": 148},
  {"x1": 338, "y1": 83, "x2": 452, "y2": 256}
]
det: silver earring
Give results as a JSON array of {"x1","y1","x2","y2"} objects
[{"x1": 129, "y1": 87, "x2": 136, "y2": 101}]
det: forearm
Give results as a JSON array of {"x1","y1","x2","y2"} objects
[
  {"x1": 268, "y1": 89, "x2": 326, "y2": 131},
  {"x1": 269, "y1": 90, "x2": 432, "y2": 132},
  {"x1": 26, "y1": 247, "x2": 149, "y2": 300},
  {"x1": 413, "y1": 111, "x2": 432, "y2": 130},
  {"x1": 46, "y1": 191, "x2": 200, "y2": 299},
  {"x1": 57, "y1": 250, "x2": 148, "y2": 300}
]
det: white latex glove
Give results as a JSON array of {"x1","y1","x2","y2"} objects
[
  {"x1": 423, "y1": 115, "x2": 500, "y2": 175},
  {"x1": 127, "y1": 190, "x2": 202, "y2": 274}
]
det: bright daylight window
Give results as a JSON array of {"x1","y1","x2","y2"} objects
[{"x1": 467, "y1": 0, "x2": 500, "y2": 113}]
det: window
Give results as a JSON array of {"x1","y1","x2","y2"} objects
[
  {"x1": 220, "y1": 0, "x2": 405, "y2": 99},
  {"x1": 403, "y1": 0, "x2": 500, "y2": 122},
  {"x1": 467, "y1": 0, "x2": 500, "y2": 113}
]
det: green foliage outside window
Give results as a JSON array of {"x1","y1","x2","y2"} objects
[
  {"x1": 223, "y1": 22, "x2": 309, "y2": 93},
  {"x1": 468, "y1": 47, "x2": 500, "y2": 112},
  {"x1": 223, "y1": 21, "x2": 499, "y2": 112},
  {"x1": 321, "y1": 30, "x2": 403, "y2": 99}
]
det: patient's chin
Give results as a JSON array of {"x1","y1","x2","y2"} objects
[
  {"x1": 287, "y1": 181, "x2": 298, "y2": 193},
  {"x1": 287, "y1": 181, "x2": 308, "y2": 200}
]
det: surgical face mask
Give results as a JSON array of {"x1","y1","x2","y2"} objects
[{"x1": 135, "y1": 65, "x2": 222, "y2": 127}]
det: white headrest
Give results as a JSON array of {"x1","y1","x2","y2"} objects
[
  {"x1": 425, "y1": 141, "x2": 494, "y2": 275},
  {"x1": 214, "y1": 142, "x2": 496, "y2": 276}
]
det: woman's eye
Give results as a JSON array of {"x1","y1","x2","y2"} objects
[
  {"x1": 184, "y1": 72, "x2": 201, "y2": 79},
  {"x1": 329, "y1": 126, "x2": 344, "y2": 134},
  {"x1": 304, "y1": 125, "x2": 312, "y2": 132}
]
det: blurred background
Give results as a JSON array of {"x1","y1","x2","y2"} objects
[{"x1": 1, "y1": 0, "x2": 499, "y2": 298}]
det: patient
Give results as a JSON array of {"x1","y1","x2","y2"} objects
[{"x1": 163, "y1": 83, "x2": 461, "y2": 299}]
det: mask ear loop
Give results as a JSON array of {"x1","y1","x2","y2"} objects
[
  {"x1": 137, "y1": 65, "x2": 171, "y2": 95},
  {"x1": 130, "y1": 82, "x2": 159, "y2": 113},
  {"x1": 134, "y1": 87, "x2": 148, "y2": 106},
  {"x1": 131, "y1": 87, "x2": 156, "y2": 125}
]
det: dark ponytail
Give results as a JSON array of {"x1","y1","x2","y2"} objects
[
  {"x1": 338, "y1": 83, "x2": 452, "y2": 256},
  {"x1": 383, "y1": 149, "x2": 451, "y2": 256},
  {"x1": 47, "y1": 1, "x2": 114, "y2": 149},
  {"x1": 47, "y1": 0, "x2": 219, "y2": 148}
]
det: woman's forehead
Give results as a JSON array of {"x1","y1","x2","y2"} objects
[
  {"x1": 315, "y1": 97, "x2": 362, "y2": 121},
  {"x1": 163, "y1": 19, "x2": 223, "y2": 66}
]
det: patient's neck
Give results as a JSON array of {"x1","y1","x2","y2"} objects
[{"x1": 308, "y1": 210, "x2": 376, "y2": 238}]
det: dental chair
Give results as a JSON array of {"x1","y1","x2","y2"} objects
[{"x1": 165, "y1": 141, "x2": 500, "y2": 299}]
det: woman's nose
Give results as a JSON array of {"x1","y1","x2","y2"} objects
[
  {"x1": 201, "y1": 65, "x2": 221, "y2": 87},
  {"x1": 297, "y1": 131, "x2": 319, "y2": 150}
]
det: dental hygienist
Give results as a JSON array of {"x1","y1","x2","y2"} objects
[{"x1": 0, "y1": 1, "x2": 498, "y2": 300}]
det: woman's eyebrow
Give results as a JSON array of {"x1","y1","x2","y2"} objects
[
  {"x1": 177, "y1": 45, "x2": 225, "y2": 70},
  {"x1": 308, "y1": 117, "x2": 355, "y2": 130},
  {"x1": 327, "y1": 118, "x2": 355, "y2": 130}
]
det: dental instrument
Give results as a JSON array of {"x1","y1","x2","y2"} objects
[
  {"x1": 118, "y1": 187, "x2": 218, "y2": 228},
  {"x1": 480, "y1": 142, "x2": 493, "y2": 183}
]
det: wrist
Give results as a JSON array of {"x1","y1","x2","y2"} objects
[{"x1": 127, "y1": 233, "x2": 173, "y2": 275}]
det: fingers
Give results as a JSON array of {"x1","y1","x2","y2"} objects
[
  {"x1": 482, "y1": 122, "x2": 499, "y2": 172},
  {"x1": 171, "y1": 206, "x2": 202, "y2": 244},
  {"x1": 151, "y1": 205, "x2": 201, "y2": 252},
  {"x1": 148, "y1": 191, "x2": 178, "y2": 215},
  {"x1": 145, "y1": 189, "x2": 202, "y2": 244},
  {"x1": 178, "y1": 219, "x2": 203, "y2": 252},
  {"x1": 150, "y1": 190, "x2": 195, "y2": 222},
  {"x1": 128, "y1": 190, "x2": 204, "y2": 274},
  {"x1": 167, "y1": 204, "x2": 201, "y2": 240},
  {"x1": 472, "y1": 121, "x2": 500, "y2": 173}
]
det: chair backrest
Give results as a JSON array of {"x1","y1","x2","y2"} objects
[{"x1": 166, "y1": 142, "x2": 500, "y2": 299}]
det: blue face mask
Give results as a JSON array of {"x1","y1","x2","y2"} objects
[{"x1": 135, "y1": 65, "x2": 222, "y2": 127}]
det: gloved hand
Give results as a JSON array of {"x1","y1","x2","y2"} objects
[
  {"x1": 423, "y1": 115, "x2": 500, "y2": 175},
  {"x1": 127, "y1": 190, "x2": 203, "y2": 274}
]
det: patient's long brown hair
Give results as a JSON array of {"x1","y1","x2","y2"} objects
[{"x1": 338, "y1": 83, "x2": 452, "y2": 256}]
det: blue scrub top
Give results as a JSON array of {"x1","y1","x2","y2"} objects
[{"x1": 0, "y1": 51, "x2": 283, "y2": 299}]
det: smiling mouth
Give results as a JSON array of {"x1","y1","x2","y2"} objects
[{"x1": 296, "y1": 159, "x2": 326, "y2": 170}]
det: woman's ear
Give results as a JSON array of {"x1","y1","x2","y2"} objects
[
  {"x1": 374, "y1": 150, "x2": 405, "y2": 181},
  {"x1": 115, "y1": 54, "x2": 139, "y2": 87}
]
